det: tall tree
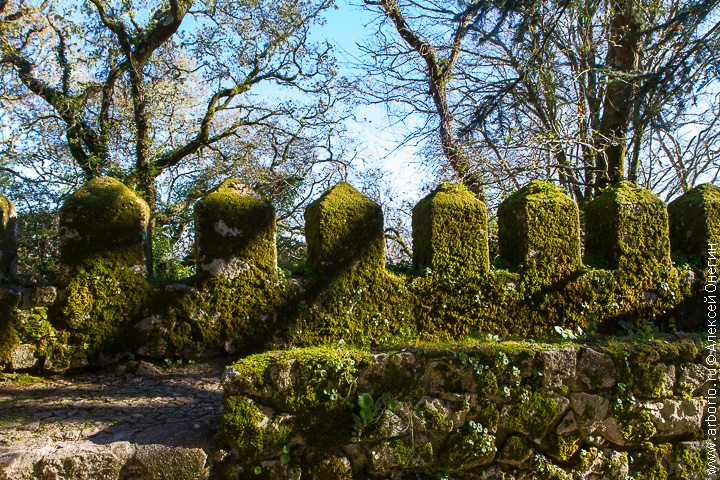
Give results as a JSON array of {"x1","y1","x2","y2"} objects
[
  {"x1": 360, "y1": 0, "x2": 720, "y2": 202},
  {"x1": 0, "y1": 0, "x2": 346, "y2": 274}
]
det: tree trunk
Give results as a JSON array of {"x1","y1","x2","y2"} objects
[{"x1": 596, "y1": 0, "x2": 643, "y2": 189}]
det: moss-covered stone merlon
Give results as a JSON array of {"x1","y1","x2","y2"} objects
[
  {"x1": 668, "y1": 183, "x2": 720, "y2": 260},
  {"x1": 585, "y1": 182, "x2": 671, "y2": 275},
  {"x1": 59, "y1": 176, "x2": 149, "y2": 276},
  {"x1": 498, "y1": 180, "x2": 581, "y2": 286},
  {"x1": 304, "y1": 182, "x2": 385, "y2": 276},
  {"x1": 195, "y1": 180, "x2": 277, "y2": 282},
  {"x1": 0, "y1": 194, "x2": 17, "y2": 280},
  {"x1": 55, "y1": 177, "x2": 152, "y2": 359},
  {"x1": 412, "y1": 182, "x2": 489, "y2": 278}
]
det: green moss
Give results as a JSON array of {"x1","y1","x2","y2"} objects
[
  {"x1": 55, "y1": 253, "x2": 152, "y2": 358},
  {"x1": 578, "y1": 448, "x2": 629, "y2": 479},
  {"x1": 544, "y1": 434, "x2": 581, "y2": 462},
  {"x1": 673, "y1": 442, "x2": 708, "y2": 479},
  {"x1": 617, "y1": 403, "x2": 657, "y2": 444},
  {"x1": 304, "y1": 182, "x2": 385, "y2": 276},
  {"x1": 0, "y1": 372, "x2": 44, "y2": 385},
  {"x1": 287, "y1": 267, "x2": 413, "y2": 347},
  {"x1": 59, "y1": 176, "x2": 149, "y2": 271},
  {"x1": 628, "y1": 443, "x2": 671, "y2": 480},
  {"x1": 668, "y1": 183, "x2": 720, "y2": 259},
  {"x1": 224, "y1": 346, "x2": 371, "y2": 415},
  {"x1": 633, "y1": 362, "x2": 670, "y2": 398},
  {"x1": 503, "y1": 391, "x2": 567, "y2": 440},
  {"x1": 390, "y1": 438, "x2": 434, "y2": 467},
  {"x1": 0, "y1": 301, "x2": 18, "y2": 363},
  {"x1": 147, "y1": 267, "x2": 290, "y2": 356},
  {"x1": 585, "y1": 182, "x2": 671, "y2": 276},
  {"x1": 381, "y1": 358, "x2": 424, "y2": 399},
  {"x1": 195, "y1": 179, "x2": 277, "y2": 282},
  {"x1": 412, "y1": 182, "x2": 489, "y2": 278},
  {"x1": 54, "y1": 177, "x2": 152, "y2": 360},
  {"x1": 418, "y1": 399, "x2": 454, "y2": 434},
  {"x1": 499, "y1": 435, "x2": 532, "y2": 465},
  {"x1": 221, "y1": 395, "x2": 291, "y2": 462},
  {"x1": 0, "y1": 194, "x2": 17, "y2": 279},
  {"x1": 305, "y1": 456, "x2": 353, "y2": 480},
  {"x1": 498, "y1": 180, "x2": 581, "y2": 289}
]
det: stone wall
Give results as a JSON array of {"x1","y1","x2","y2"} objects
[
  {"x1": 217, "y1": 339, "x2": 715, "y2": 479},
  {"x1": 0, "y1": 179, "x2": 718, "y2": 371}
]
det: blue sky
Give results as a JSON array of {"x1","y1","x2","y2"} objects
[{"x1": 315, "y1": 0, "x2": 431, "y2": 204}]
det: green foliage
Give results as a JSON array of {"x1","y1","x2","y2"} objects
[
  {"x1": 16, "y1": 209, "x2": 59, "y2": 283},
  {"x1": 353, "y1": 392, "x2": 398, "y2": 439}
]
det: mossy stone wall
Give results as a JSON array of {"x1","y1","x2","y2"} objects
[
  {"x1": 218, "y1": 339, "x2": 712, "y2": 479},
  {"x1": 668, "y1": 183, "x2": 720, "y2": 260},
  {"x1": 1, "y1": 178, "x2": 715, "y2": 370},
  {"x1": 412, "y1": 183, "x2": 490, "y2": 278},
  {"x1": 0, "y1": 194, "x2": 17, "y2": 281},
  {"x1": 54, "y1": 176, "x2": 152, "y2": 361},
  {"x1": 498, "y1": 180, "x2": 581, "y2": 287},
  {"x1": 585, "y1": 182, "x2": 671, "y2": 276},
  {"x1": 195, "y1": 179, "x2": 277, "y2": 283},
  {"x1": 305, "y1": 182, "x2": 385, "y2": 277}
]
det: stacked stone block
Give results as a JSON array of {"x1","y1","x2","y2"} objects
[
  {"x1": 585, "y1": 181, "x2": 671, "y2": 275},
  {"x1": 194, "y1": 179, "x2": 277, "y2": 283},
  {"x1": 668, "y1": 183, "x2": 720, "y2": 260},
  {"x1": 498, "y1": 180, "x2": 582, "y2": 287},
  {"x1": 305, "y1": 182, "x2": 385, "y2": 277},
  {"x1": 412, "y1": 182, "x2": 490, "y2": 278}
]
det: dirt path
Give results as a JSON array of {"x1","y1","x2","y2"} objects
[{"x1": 0, "y1": 360, "x2": 226, "y2": 479}]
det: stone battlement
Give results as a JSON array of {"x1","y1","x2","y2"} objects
[{"x1": 0, "y1": 178, "x2": 717, "y2": 371}]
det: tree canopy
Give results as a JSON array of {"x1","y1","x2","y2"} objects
[
  {"x1": 1, "y1": 0, "x2": 352, "y2": 276},
  {"x1": 360, "y1": 0, "x2": 720, "y2": 202}
]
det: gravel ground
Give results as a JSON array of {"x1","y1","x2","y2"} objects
[{"x1": 0, "y1": 359, "x2": 227, "y2": 479}]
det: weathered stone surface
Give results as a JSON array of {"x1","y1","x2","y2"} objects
[
  {"x1": 0, "y1": 360, "x2": 221, "y2": 480},
  {"x1": 668, "y1": 441, "x2": 718, "y2": 480},
  {"x1": 59, "y1": 176, "x2": 149, "y2": 275},
  {"x1": 23, "y1": 286, "x2": 57, "y2": 308},
  {"x1": 646, "y1": 399, "x2": 705, "y2": 437},
  {"x1": 195, "y1": 180, "x2": 277, "y2": 282},
  {"x1": 678, "y1": 363, "x2": 712, "y2": 395},
  {"x1": 370, "y1": 409, "x2": 407, "y2": 438},
  {"x1": 305, "y1": 182, "x2": 385, "y2": 276},
  {"x1": 574, "y1": 348, "x2": 616, "y2": 390},
  {"x1": 126, "y1": 445, "x2": 208, "y2": 479},
  {"x1": 569, "y1": 393, "x2": 609, "y2": 435},
  {"x1": 668, "y1": 183, "x2": 720, "y2": 259},
  {"x1": 305, "y1": 455, "x2": 353, "y2": 480},
  {"x1": 598, "y1": 416, "x2": 627, "y2": 446},
  {"x1": 500, "y1": 392, "x2": 569, "y2": 442},
  {"x1": 578, "y1": 448, "x2": 629, "y2": 480},
  {"x1": 632, "y1": 362, "x2": 675, "y2": 398},
  {"x1": 0, "y1": 442, "x2": 207, "y2": 480},
  {"x1": 556, "y1": 411, "x2": 578, "y2": 435},
  {"x1": 9, "y1": 344, "x2": 36, "y2": 370},
  {"x1": 539, "y1": 347, "x2": 577, "y2": 390},
  {"x1": 585, "y1": 181, "x2": 671, "y2": 275}
]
